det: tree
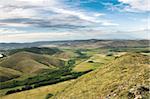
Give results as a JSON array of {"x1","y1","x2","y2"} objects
[{"x1": 67, "y1": 59, "x2": 75, "y2": 67}]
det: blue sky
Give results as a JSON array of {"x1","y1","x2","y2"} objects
[{"x1": 0, "y1": 0, "x2": 149, "y2": 42}]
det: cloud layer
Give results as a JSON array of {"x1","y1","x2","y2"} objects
[
  {"x1": 119, "y1": 0, "x2": 150, "y2": 12},
  {"x1": 0, "y1": 0, "x2": 116, "y2": 30},
  {"x1": 0, "y1": 0, "x2": 149, "y2": 42}
]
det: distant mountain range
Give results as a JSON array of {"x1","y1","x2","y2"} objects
[{"x1": 0, "y1": 39, "x2": 149, "y2": 50}]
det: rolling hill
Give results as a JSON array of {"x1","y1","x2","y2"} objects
[
  {"x1": 8, "y1": 47, "x2": 61, "y2": 55},
  {"x1": 0, "y1": 40, "x2": 149, "y2": 50},
  {"x1": 0, "y1": 67, "x2": 22, "y2": 82},
  {"x1": 0, "y1": 51, "x2": 66, "y2": 76},
  {"x1": 53, "y1": 53, "x2": 150, "y2": 99}
]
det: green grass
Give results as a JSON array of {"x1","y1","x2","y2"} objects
[
  {"x1": 73, "y1": 54, "x2": 114, "y2": 72},
  {"x1": 0, "y1": 51, "x2": 66, "y2": 74},
  {"x1": 53, "y1": 53, "x2": 150, "y2": 99},
  {"x1": 1, "y1": 80, "x2": 74, "y2": 99},
  {"x1": 0, "y1": 67, "x2": 22, "y2": 82},
  {"x1": 0, "y1": 65, "x2": 91, "y2": 93},
  {"x1": 0, "y1": 46, "x2": 149, "y2": 99}
]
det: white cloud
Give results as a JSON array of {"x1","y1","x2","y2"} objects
[
  {"x1": 0, "y1": 7, "x2": 38, "y2": 19},
  {"x1": 0, "y1": 28, "x2": 148, "y2": 43},
  {"x1": 0, "y1": 0, "x2": 121, "y2": 43},
  {"x1": 0, "y1": 0, "x2": 117, "y2": 29},
  {"x1": 0, "y1": 32, "x2": 72, "y2": 42},
  {"x1": 0, "y1": 28, "x2": 25, "y2": 34},
  {"x1": 93, "y1": 13, "x2": 105, "y2": 17},
  {"x1": 119, "y1": 0, "x2": 150, "y2": 12},
  {"x1": 102, "y1": 22, "x2": 119, "y2": 26},
  {"x1": 0, "y1": 22, "x2": 30, "y2": 27}
]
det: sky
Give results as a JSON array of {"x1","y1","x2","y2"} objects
[{"x1": 0, "y1": 0, "x2": 149, "y2": 42}]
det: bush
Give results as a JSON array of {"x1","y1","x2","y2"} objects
[
  {"x1": 88, "y1": 60, "x2": 94, "y2": 63},
  {"x1": 5, "y1": 85, "x2": 33, "y2": 95},
  {"x1": 75, "y1": 50, "x2": 88, "y2": 58},
  {"x1": 106, "y1": 53, "x2": 113, "y2": 56},
  {"x1": 45, "y1": 93, "x2": 53, "y2": 99}
]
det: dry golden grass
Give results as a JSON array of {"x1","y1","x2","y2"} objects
[{"x1": 1, "y1": 80, "x2": 74, "y2": 99}]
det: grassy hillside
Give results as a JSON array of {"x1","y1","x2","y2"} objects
[
  {"x1": 1, "y1": 80, "x2": 74, "y2": 99},
  {"x1": 0, "y1": 51, "x2": 66, "y2": 74},
  {"x1": 0, "y1": 67, "x2": 22, "y2": 82},
  {"x1": 8, "y1": 47, "x2": 61, "y2": 55},
  {"x1": 0, "y1": 51, "x2": 67, "y2": 83},
  {"x1": 73, "y1": 54, "x2": 114, "y2": 72},
  {"x1": 53, "y1": 53, "x2": 150, "y2": 99}
]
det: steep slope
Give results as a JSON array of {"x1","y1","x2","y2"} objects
[
  {"x1": 0, "y1": 67, "x2": 22, "y2": 82},
  {"x1": 0, "y1": 52, "x2": 65, "y2": 74},
  {"x1": 53, "y1": 53, "x2": 150, "y2": 99}
]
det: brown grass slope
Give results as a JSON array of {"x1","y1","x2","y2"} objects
[
  {"x1": 53, "y1": 53, "x2": 150, "y2": 99},
  {"x1": 0, "y1": 52, "x2": 65, "y2": 74}
]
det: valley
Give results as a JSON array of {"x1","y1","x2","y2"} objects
[{"x1": 0, "y1": 39, "x2": 149, "y2": 99}]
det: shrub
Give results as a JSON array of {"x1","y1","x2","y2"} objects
[
  {"x1": 106, "y1": 53, "x2": 113, "y2": 56},
  {"x1": 45, "y1": 93, "x2": 53, "y2": 99},
  {"x1": 88, "y1": 60, "x2": 94, "y2": 63}
]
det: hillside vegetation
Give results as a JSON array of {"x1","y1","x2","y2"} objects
[
  {"x1": 1, "y1": 80, "x2": 74, "y2": 99},
  {"x1": 73, "y1": 54, "x2": 114, "y2": 72},
  {"x1": 53, "y1": 53, "x2": 150, "y2": 99},
  {"x1": 0, "y1": 67, "x2": 22, "y2": 82},
  {"x1": 0, "y1": 52, "x2": 65, "y2": 74},
  {"x1": 0, "y1": 40, "x2": 149, "y2": 99},
  {"x1": 8, "y1": 47, "x2": 61, "y2": 55}
]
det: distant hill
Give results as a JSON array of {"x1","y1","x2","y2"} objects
[
  {"x1": 57, "y1": 40, "x2": 149, "y2": 49},
  {"x1": 0, "y1": 40, "x2": 149, "y2": 50},
  {"x1": 53, "y1": 53, "x2": 149, "y2": 99},
  {"x1": 8, "y1": 47, "x2": 61, "y2": 55},
  {"x1": 0, "y1": 51, "x2": 66, "y2": 75}
]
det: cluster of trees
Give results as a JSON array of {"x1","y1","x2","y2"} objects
[
  {"x1": 75, "y1": 49, "x2": 89, "y2": 58},
  {"x1": 1, "y1": 64, "x2": 92, "y2": 90},
  {"x1": 5, "y1": 70, "x2": 92, "y2": 95},
  {"x1": 33, "y1": 70, "x2": 92, "y2": 88},
  {"x1": 5, "y1": 85, "x2": 33, "y2": 95}
]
